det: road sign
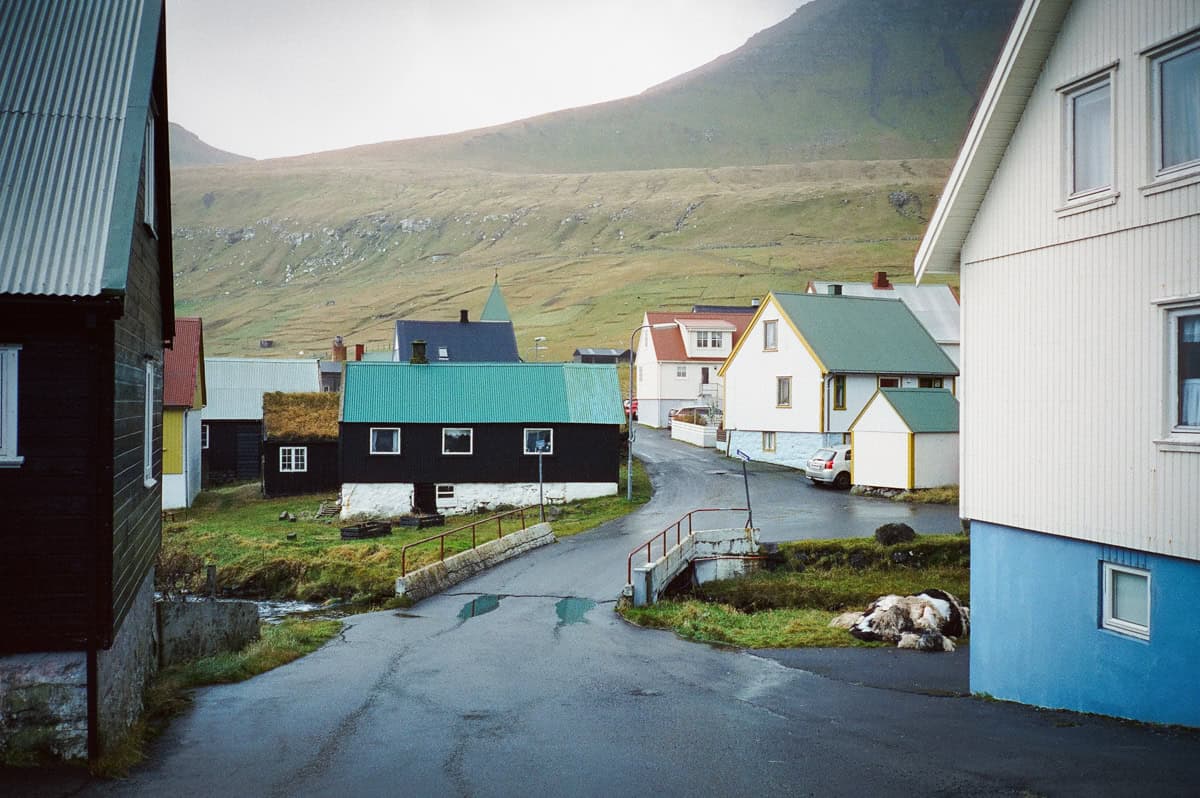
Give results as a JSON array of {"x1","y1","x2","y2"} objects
[{"x1": 735, "y1": 449, "x2": 751, "y2": 461}]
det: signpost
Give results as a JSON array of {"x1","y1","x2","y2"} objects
[{"x1": 735, "y1": 449, "x2": 753, "y2": 529}]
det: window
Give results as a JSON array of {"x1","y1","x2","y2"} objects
[
  {"x1": 1152, "y1": 35, "x2": 1200, "y2": 175},
  {"x1": 1172, "y1": 309, "x2": 1200, "y2": 431},
  {"x1": 201, "y1": 424, "x2": 209, "y2": 450},
  {"x1": 143, "y1": 361, "x2": 156, "y2": 486},
  {"x1": 143, "y1": 109, "x2": 157, "y2": 234},
  {"x1": 833, "y1": 375, "x2": 846, "y2": 410},
  {"x1": 1102, "y1": 563, "x2": 1150, "y2": 640},
  {"x1": 676, "y1": 365, "x2": 687, "y2": 379},
  {"x1": 878, "y1": 377, "x2": 900, "y2": 388},
  {"x1": 918, "y1": 377, "x2": 944, "y2": 389},
  {"x1": 696, "y1": 331, "x2": 710, "y2": 348},
  {"x1": 442, "y1": 427, "x2": 473, "y2": 455},
  {"x1": 763, "y1": 320, "x2": 778, "y2": 351},
  {"x1": 776, "y1": 376, "x2": 791, "y2": 407},
  {"x1": 436, "y1": 484, "x2": 454, "y2": 499},
  {"x1": 0, "y1": 345, "x2": 21, "y2": 467},
  {"x1": 762, "y1": 431, "x2": 776, "y2": 452},
  {"x1": 1064, "y1": 75, "x2": 1112, "y2": 197},
  {"x1": 437, "y1": 346, "x2": 449, "y2": 361},
  {"x1": 370, "y1": 427, "x2": 401, "y2": 454},
  {"x1": 280, "y1": 446, "x2": 307, "y2": 473},
  {"x1": 524, "y1": 428, "x2": 553, "y2": 455},
  {"x1": 711, "y1": 331, "x2": 725, "y2": 348}
]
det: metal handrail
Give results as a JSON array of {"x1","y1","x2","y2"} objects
[
  {"x1": 401, "y1": 506, "x2": 530, "y2": 576},
  {"x1": 626, "y1": 508, "x2": 748, "y2": 584}
]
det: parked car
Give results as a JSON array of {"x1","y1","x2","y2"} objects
[
  {"x1": 623, "y1": 398, "x2": 638, "y2": 420},
  {"x1": 670, "y1": 405, "x2": 713, "y2": 425},
  {"x1": 807, "y1": 445, "x2": 852, "y2": 489}
]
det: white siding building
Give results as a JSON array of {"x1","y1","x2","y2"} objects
[
  {"x1": 850, "y1": 388, "x2": 959, "y2": 490},
  {"x1": 916, "y1": 0, "x2": 1200, "y2": 726}
]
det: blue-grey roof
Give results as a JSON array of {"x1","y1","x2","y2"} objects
[
  {"x1": 394, "y1": 320, "x2": 520, "y2": 363},
  {"x1": 0, "y1": 0, "x2": 163, "y2": 297},
  {"x1": 342, "y1": 362, "x2": 624, "y2": 425},
  {"x1": 202, "y1": 358, "x2": 321, "y2": 421},
  {"x1": 877, "y1": 388, "x2": 959, "y2": 433},
  {"x1": 809, "y1": 281, "x2": 960, "y2": 345}
]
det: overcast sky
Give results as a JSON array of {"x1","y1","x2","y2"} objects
[{"x1": 166, "y1": 0, "x2": 804, "y2": 160}]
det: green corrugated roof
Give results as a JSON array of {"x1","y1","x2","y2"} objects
[
  {"x1": 773, "y1": 292, "x2": 958, "y2": 375},
  {"x1": 878, "y1": 388, "x2": 959, "y2": 433},
  {"x1": 341, "y1": 362, "x2": 624, "y2": 424}
]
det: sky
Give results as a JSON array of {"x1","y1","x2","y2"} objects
[{"x1": 166, "y1": 0, "x2": 804, "y2": 160}]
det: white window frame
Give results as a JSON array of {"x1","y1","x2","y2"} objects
[
  {"x1": 675, "y1": 365, "x2": 687, "y2": 379},
  {"x1": 763, "y1": 320, "x2": 778, "y2": 351},
  {"x1": 1168, "y1": 304, "x2": 1200, "y2": 436},
  {"x1": 0, "y1": 345, "x2": 22, "y2": 467},
  {"x1": 143, "y1": 108, "x2": 157, "y2": 236},
  {"x1": 1149, "y1": 32, "x2": 1200, "y2": 181},
  {"x1": 696, "y1": 331, "x2": 710, "y2": 349},
  {"x1": 442, "y1": 427, "x2": 473, "y2": 455},
  {"x1": 279, "y1": 446, "x2": 308, "y2": 473},
  {"x1": 369, "y1": 427, "x2": 401, "y2": 455},
  {"x1": 143, "y1": 361, "x2": 156, "y2": 487},
  {"x1": 1059, "y1": 67, "x2": 1117, "y2": 210},
  {"x1": 776, "y1": 376, "x2": 791, "y2": 408},
  {"x1": 762, "y1": 431, "x2": 776, "y2": 452},
  {"x1": 524, "y1": 427, "x2": 554, "y2": 455},
  {"x1": 1101, "y1": 562, "x2": 1151, "y2": 640},
  {"x1": 436, "y1": 484, "x2": 455, "y2": 499},
  {"x1": 201, "y1": 423, "x2": 209, "y2": 450}
]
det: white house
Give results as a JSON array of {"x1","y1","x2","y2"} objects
[
  {"x1": 915, "y1": 0, "x2": 1200, "y2": 726},
  {"x1": 719, "y1": 291, "x2": 958, "y2": 469},
  {"x1": 808, "y1": 272, "x2": 961, "y2": 368},
  {"x1": 162, "y1": 318, "x2": 206, "y2": 509},
  {"x1": 849, "y1": 388, "x2": 959, "y2": 490},
  {"x1": 635, "y1": 309, "x2": 755, "y2": 427}
]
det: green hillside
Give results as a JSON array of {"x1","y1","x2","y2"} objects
[
  {"x1": 311, "y1": 0, "x2": 1018, "y2": 172},
  {"x1": 170, "y1": 123, "x2": 252, "y2": 169}
]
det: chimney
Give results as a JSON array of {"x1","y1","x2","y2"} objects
[
  {"x1": 410, "y1": 340, "x2": 428, "y2": 364},
  {"x1": 872, "y1": 271, "x2": 892, "y2": 289},
  {"x1": 459, "y1": 309, "x2": 469, "y2": 323},
  {"x1": 751, "y1": 297, "x2": 761, "y2": 307},
  {"x1": 354, "y1": 343, "x2": 364, "y2": 361},
  {"x1": 332, "y1": 336, "x2": 347, "y2": 362},
  {"x1": 827, "y1": 284, "x2": 842, "y2": 296}
]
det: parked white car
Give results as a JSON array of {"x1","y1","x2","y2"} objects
[{"x1": 807, "y1": 445, "x2": 852, "y2": 489}]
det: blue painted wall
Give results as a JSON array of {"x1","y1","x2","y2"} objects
[{"x1": 971, "y1": 521, "x2": 1200, "y2": 727}]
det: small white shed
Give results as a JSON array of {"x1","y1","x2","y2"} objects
[{"x1": 850, "y1": 388, "x2": 958, "y2": 490}]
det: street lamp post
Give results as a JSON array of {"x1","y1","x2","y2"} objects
[
  {"x1": 627, "y1": 322, "x2": 675, "y2": 501},
  {"x1": 533, "y1": 336, "x2": 547, "y2": 361}
]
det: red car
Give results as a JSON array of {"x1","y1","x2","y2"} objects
[{"x1": 623, "y1": 398, "x2": 638, "y2": 420}]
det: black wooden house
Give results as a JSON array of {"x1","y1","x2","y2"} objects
[
  {"x1": 262, "y1": 392, "x2": 341, "y2": 497},
  {"x1": 0, "y1": 0, "x2": 173, "y2": 760}
]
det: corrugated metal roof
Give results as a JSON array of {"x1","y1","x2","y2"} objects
[
  {"x1": 774, "y1": 292, "x2": 958, "y2": 375},
  {"x1": 0, "y1": 0, "x2": 161, "y2": 297},
  {"x1": 394, "y1": 320, "x2": 520, "y2": 362},
  {"x1": 341, "y1": 362, "x2": 624, "y2": 425},
  {"x1": 164, "y1": 318, "x2": 204, "y2": 408},
  {"x1": 878, "y1": 388, "x2": 959, "y2": 433},
  {"x1": 809, "y1": 281, "x2": 960, "y2": 344},
  {"x1": 201, "y1": 358, "x2": 321, "y2": 421}
]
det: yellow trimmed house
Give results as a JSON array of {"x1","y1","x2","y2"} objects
[
  {"x1": 163, "y1": 318, "x2": 206, "y2": 509},
  {"x1": 849, "y1": 388, "x2": 958, "y2": 490}
]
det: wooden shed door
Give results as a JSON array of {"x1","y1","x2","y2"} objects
[
  {"x1": 235, "y1": 428, "x2": 261, "y2": 480},
  {"x1": 414, "y1": 483, "x2": 436, "y2": 514}
]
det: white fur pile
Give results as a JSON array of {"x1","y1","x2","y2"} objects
[{"x1": 829, "y1": 589, "x2": 969, "y2": 652}]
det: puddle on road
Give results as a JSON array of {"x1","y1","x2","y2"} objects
[
  {"x1": 555, "y1": 597, "x2": 596, "y2": 627},
  {"x1": 458, "y1": 594, "x2": 502, "y2": 620}
]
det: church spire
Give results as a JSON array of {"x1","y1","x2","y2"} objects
[{"x1": 480, "y1": 273, "x2": 511, "y2": 322}]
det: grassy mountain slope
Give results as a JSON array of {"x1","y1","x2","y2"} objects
[
  {"x1": 170, "y1": 123, "x2": 252, "y2": 168},
  {"x1": 310, "y1": 0, "x2": 1018, "y2": 172}
]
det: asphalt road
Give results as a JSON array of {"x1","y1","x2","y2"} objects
[{"x1": 6, "y1": 430, "x2": 1198, "y2": 796}]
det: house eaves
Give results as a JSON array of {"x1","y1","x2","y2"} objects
[{"x1": 914, "y1": 0, "x2": 1073, "y2": 280}]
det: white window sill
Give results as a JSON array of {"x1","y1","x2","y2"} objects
[
  {"x1": 143, "y1": 478, "x2": 158, "y2": 488},
  {"x1": 0, "y1": 456, "x2": 25, "y2": 468},
  {"x1": 1154, "y1": 436, "x2": 1200, "y2": 453},
  {"x1": 1140, "y1": 167, "x2": 1200, "y2": 197},
  {"x1": 1055, "y1": 190, "x2": 1119, "y2": 218}
]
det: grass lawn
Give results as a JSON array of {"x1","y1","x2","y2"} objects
[
  {"x1": 620, "y1": 534, "x2": 969, "y2": 649},
  {"x1": 163, "y1": 459, "x2": 651, "y2": 603}
]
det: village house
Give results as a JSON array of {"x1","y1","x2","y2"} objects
[
  {"x1": 262, "y1": 392, "x2": 340, "y2": 498},
  {"x1": 849, "y1": 388, "x2": 959, "y2": 490},
  {"x1": 634, "y1": 308, "x2": 756, "y2": 427},
  {"x1": 392, "y1": 310, "x2": 520, "y2": 363},
  {"x1": 339, "y1": 361, "x2": 623, "y2": 517},
  {"x1": 915, "y1": 0, "x2": 1200, "y2": 726},
  {"x1": 0, "y1": 0, "x2": 173, "y2": 760},
  {"x1": 201, "y1": 358, "x2": 321, "y2": 485},
  {"x1": 719, "y1": 291, "x2": 957, "y2": 469},
  {"x1": 162, "y1": 318, "x2": 207, "y2": 509}
]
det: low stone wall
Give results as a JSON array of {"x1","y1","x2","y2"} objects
[
  {"x1": 0, "y1": 652, "x2": 88, "y2": 761},
  {"x1": 630, "y1": 527, "x2": 759, "y2": 607},
  {"x1": 671, "y1": 419, "x2": 718, "y2": 448},
  {"x1": 396, "y1": 522, "x2": 555, "y2": 601},
  {"x1": 156, "y1": 599, "x2": 261, "y2": 667}
]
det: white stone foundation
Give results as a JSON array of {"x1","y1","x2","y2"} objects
[
  {"x1": 341, "y1": 482, "x2": 616, "y2": 518},
  {"x1": 341, "y1": 483, "x2": 415, "y2": 519}
]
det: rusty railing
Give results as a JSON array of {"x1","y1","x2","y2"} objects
[
  {"x1": 626, "y1": 508, "x2": 748, "y2": 584},
  {"x1": 400, "y1": 506, "x2": 531, "y2": 576}
]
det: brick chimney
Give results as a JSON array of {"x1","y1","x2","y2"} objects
[
  {"x1": 872, "y1": 271, "x2": 893, "y2": 289},
  {"x1": 354, "y1": 343, "x2": 364, "y2": 361},
  {"x1": 459, "y1": 309, "x2": 469, "y2": 323},
  {"x1": 331, "y1": 336, "x2": 347, "y2": 362},
  {"x1": 410, "y1": 340, "x2": 428, "y2": 364}
]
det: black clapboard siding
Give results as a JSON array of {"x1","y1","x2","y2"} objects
[
  {"x1": 340, "y1": 423, "x2": 619, "y2": 485},
  {"x1": 263, "y1": 441, "x2": 339, "y2": 497},
  {"x1": 202, "y1": 420, "x2": 262, "y2": 484}
]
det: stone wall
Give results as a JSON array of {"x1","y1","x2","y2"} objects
[
  {"x1": 97, "y1": 569, "x2": 159, "y2": 747},
  {"x1": 157, "y1": 599, "x2": 260, "y2": 667},
  {"x1": 396, "y1": 523, "x2": 555, "y2": 601},
  {"x1": 727, "y1": 429, "x2": 841, "y2": 470},
  {"x1": 0, "y1": 652, "x2": 88, "y2": 761},
  {"x1": 342, "y1": 482, "x2": 615, "y2": 518}
]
